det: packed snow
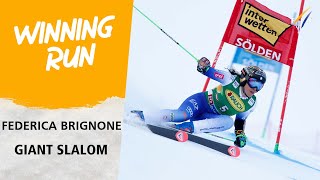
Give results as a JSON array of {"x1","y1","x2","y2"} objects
[{"x1": 119, "y1": 115, "x2": 320, "y2": 180}]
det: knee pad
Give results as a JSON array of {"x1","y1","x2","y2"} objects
[{"x1": 192, "y1": 115, "x2": 233, "y2": 133}]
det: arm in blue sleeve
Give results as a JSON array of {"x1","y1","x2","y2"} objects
[{"x1": 203, "y1": 67, "x2": 233, "y2": 85}]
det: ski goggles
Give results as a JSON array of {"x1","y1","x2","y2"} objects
[{"x1": 247, "y1": 78, "x2": 264, "y2": 91}]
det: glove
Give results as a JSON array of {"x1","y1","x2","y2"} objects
[
  {"x1": 197, "y1": 57, "x2": 210, "y2": 74},
  {"x1": 234, "y1": 130, "x2": 247, "y2": 148}
]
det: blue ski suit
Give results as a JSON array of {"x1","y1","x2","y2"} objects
[{"x1": 156, "y1": 67, "x2": 257, "y2": 133}]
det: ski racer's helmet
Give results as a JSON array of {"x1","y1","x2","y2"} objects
[{"x1": 240, "y1": 66, "x2": 266, "y2": 91}]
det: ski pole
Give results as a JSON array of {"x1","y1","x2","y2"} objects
[{"x1": 133, "y1": 5, "x2": 199, "y2": 62}]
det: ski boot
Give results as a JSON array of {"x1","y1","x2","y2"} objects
[
  {"x1": 131, "y1": 110, "x2": 145, "y2": 121},
  {"x1": 174, "y1": 121, "x2": 194, "y2": 133}
]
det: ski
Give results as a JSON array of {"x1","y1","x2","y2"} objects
[
  {"x1": 146, "y1": 123, "x2": 189, "y2": 142},
  {"x1": 147, "y1": 124, "x2": 240, "y2": 157},
  {"x1": 130, "y1": 110, "x2": 240, "y2": 157}
]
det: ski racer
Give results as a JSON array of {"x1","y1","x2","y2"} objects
[{"x1": 140, "y1": 57, "x2": 267, "y2": 148}]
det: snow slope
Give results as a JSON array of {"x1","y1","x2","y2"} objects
[{"x1": 119, "y1": 117, "x2": 320, "y2": 180}]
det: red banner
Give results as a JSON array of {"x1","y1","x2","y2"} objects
[{"x1": 222, "y1": 0, "x2": 298, "y2": 67}]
